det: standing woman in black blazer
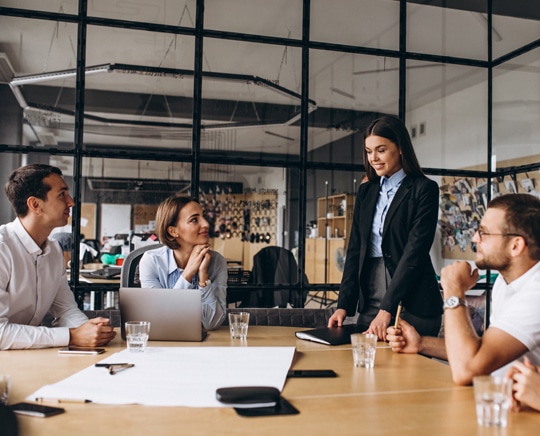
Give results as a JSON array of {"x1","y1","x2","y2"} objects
[{"x1": 328, "y1": 115, "x2": 442, "y2": 340}]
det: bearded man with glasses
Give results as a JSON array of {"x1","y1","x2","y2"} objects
[{"x1": 386, "y1": 193, "x2": 540, "y2": 389}]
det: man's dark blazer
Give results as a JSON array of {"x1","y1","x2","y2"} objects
[{"x1": 338, "y1": 175, "x2": 443, "y2": 319}]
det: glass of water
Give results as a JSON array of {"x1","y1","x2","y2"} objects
[
  {"x1": 125, "y1": 321, "x2": 151, "y2": 352},
  {"x1": 351, "y1": 333, "x2": 377, "y2": 368},
  {"x1": 228, "y1": 312, "x2": 250, "y2": 340},
  {"x1": 473, "y1": 375, "x2": 512, "y2": 427}
]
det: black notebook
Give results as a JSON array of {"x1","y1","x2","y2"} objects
[{"x1": 295, "y1": 324, "x2": 359, "y2": 346}]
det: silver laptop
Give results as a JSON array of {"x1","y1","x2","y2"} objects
[{"x1": 119, "y1": 287, "x2": 207, "y2": 342}]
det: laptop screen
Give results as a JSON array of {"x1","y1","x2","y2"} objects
[{"x1": 119, "y1": 287, "x2": 206, "y2": 342}]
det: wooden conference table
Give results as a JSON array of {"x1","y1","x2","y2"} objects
[{"x1": 4, "y1": 326, "x2": 540, "y2": 435}]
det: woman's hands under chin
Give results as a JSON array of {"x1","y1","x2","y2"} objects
[
  {"x1": 199, "y1": 246, "x2": 213, "y2": 277},
  {"x1": 182, "y1": 244, "x2": 211, "y2": 281}
]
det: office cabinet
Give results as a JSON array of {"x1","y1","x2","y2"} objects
[
  {"x1": 317, "y1": 194, "x2": 354, "y2": 243},
  {"x1": 306, "y1": 193, "x2": 354, "y2": 284},
  {"x1": 305, "y1": 238, "x2": 348, "y2": 284}
]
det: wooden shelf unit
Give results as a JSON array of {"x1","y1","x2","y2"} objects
[
  {"x1": 306, "y1": 193, "x2": 355, "y2": 284},
  {"x1": 316, "y1": 194, "x2": 354, "y2": 243}
]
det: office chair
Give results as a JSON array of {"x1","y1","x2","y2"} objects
[
  {"x1": 120, "y1": 243, "x2": 162, "y2": 287},
  {"x1": 248, "y1": 246, "x2": 308, "y2": 308},
  {"x1": 83, "y1": 239, "x2": 101, "y2": 256}
]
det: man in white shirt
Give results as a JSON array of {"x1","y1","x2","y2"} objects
[
  {"x1": 0, "y1": 164, "x2": 116, "y2": 349},
  {"x1": 386, "y1": 193, "x2": 540, "y2": 385}
]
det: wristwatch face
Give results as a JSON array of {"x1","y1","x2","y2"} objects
[
  {"x1": 444, "y1": 296, "x2": 465, "y2": 309},
  {"x1": 445, "y1": 296, "x2": 459, "y2": 308}
]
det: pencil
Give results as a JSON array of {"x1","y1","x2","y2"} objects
[
  {"x1": 394, "y1": 303, "x2": 403, "y2": 329},
  {"x1": 109, "y1": 363, "x2": 135, "y2": 375}
]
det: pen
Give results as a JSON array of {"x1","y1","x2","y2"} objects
[
  {"x1": 394, "y1": 303, "x2": 403, "y2": 329},
  {"x1": 36, "y1": 397, "x2": 92, "y2": 404},
  {"x1": 95, "y1": 363, "x2": 130, "y2": 367},
  {"x1": 95, "y1": 362, "x2": 135, "y2": 374},
  {"x1": 109, "y1": 364, "x2": 134, "y2": 375},
  {"x1": 100, "y1": 363, "x2": 135, "y2": 375}
]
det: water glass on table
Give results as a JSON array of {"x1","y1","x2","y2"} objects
[
  {"x1": 228, "y1": 312, "x2": 250, "y2": 340},
  {"x1": 125, "y1": 321, "x2": 151, "y2": 352},
  {"x1": 473, "y1": 375, "x2": 512, "y2": 427},
  {"x1": 351, "y1": 333, "x2": 377, "y2": 368}
]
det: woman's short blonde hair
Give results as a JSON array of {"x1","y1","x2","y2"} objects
[{"x1": 155, "y1": 195, "x2": 199, "y2": 249}]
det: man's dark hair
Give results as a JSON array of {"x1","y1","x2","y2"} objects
[
  {"x1": 488, "y1": 193, "x2": 540, "y2": 260},
  {"x1": 4, "y1": 164, "x2": 63, "y2": 217}
]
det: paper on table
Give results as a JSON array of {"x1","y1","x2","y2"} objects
[{"x1": 29, "y1": 347, "x2": 295, "y2": 407}]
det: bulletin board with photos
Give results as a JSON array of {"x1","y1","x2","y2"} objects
[
  {"x1": 438, "y1": 170, "x2": 539, "y2": 260},
  {"x1": 66, "y1": 203, "x2": 96, "y2": 240}
]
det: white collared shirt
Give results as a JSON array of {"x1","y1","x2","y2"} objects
[{"x1": 0, "y1": 218, "x2": 88, "y2": 349}]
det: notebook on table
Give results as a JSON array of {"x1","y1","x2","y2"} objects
[
  {"x1": 295, "y1": 324, "x2": 360, "y2": 346},
  {"x1": 119, "y1": 287, "x2": 207, "y2": 342}
]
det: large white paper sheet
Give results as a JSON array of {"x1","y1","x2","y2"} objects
[{"x1": 29, "y1": 347, "x2": 295, "y2": 407}]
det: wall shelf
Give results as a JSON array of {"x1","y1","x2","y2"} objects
[{"x1": 306, "y1": 193, "x2": 355, "y2": 284}]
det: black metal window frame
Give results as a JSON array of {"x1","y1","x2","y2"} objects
[{"x1": 1, "y1": 1, "x2": 539, "y2": 312}]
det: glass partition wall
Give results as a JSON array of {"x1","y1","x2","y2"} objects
[{"x1": 0, "y1": 1, "x2": 538, "y2": 310}]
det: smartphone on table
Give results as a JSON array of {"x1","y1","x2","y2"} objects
[
  {"x1": 10, "y1": 402, "x2": 65, "y2": 418},
  {"x1": 287, "y1": 369, "x2": 337, "y2": 378},
  {"x1": 58, "y1": 347, "x2": 105, "y2": 355}
]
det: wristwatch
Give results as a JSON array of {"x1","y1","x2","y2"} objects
[
  {"x1": 443, "y1": 296, "x2": 468, "y2": 310},
  {"x1": 199, "y1": 279, "x2": 211, "y2": 288}
]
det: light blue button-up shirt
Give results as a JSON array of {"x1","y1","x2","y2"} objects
[
  {"x1": 369, "y1": 168, "x2": 406, "y2": 257},
  {"x1": 138, "y1": 245, "x2": 227, "y2": 330}
]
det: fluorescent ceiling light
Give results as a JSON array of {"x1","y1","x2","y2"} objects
[
  {"x1": 10, "y1": 64, "x2": 111, "y2": 86},
  {"x1": 10, "y1": 62, "x2": 317, "y2": 134}
]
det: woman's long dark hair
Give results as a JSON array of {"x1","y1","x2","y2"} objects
[{"x1": 363, "y1": 115, "x2": 425, "y2": 182}]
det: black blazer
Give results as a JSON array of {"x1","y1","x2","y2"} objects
[{"x1": 338, "y1": 175, "x2": 443, "y2": 318}]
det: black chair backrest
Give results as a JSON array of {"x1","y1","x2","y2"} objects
[
  {"x1": 120, "y1": 243, "x2": 162, "y2": 287},
  {"x1": 249, "y1": 246, "x2": 308, "y2": 308},
  {"x1": 250, "y1": 246, "x2": 300, "y2": 284},
  {"x1": 225, "y1": 307, "x2": 334, "y2": 328}
]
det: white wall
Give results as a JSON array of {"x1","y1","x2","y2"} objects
[{"x1": 410, "y1": 59, "x2": 540, "y2": 170}]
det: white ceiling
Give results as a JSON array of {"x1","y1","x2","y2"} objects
[{"x1": 0, "y1": 0, "x2": 539, "y2": 156}]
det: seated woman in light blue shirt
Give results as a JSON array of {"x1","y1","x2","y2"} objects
[{"x1": 139, "y1": 195, "x2": 227, "y2": 330}]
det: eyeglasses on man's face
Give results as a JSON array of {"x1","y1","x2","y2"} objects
[{"x1": 476, "y1": 230, "x2": 524, "y2": 243}]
